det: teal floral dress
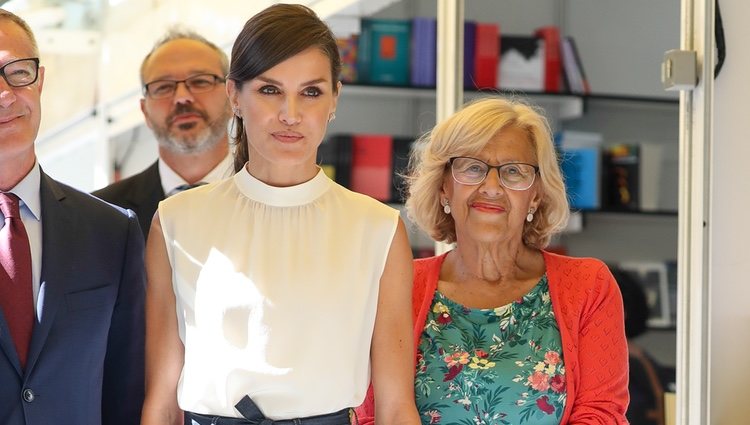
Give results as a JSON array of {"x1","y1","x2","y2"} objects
[{"x1": 415, "y1": 275, "x2": 566, "y2": 425}]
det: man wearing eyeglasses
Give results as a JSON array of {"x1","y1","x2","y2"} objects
[
  {"x1": 0, "y1": 9, "x2": 145, "y2": 425},
  {"x1": 93, "y1": 28, "x2": 233, "y2": 239}
]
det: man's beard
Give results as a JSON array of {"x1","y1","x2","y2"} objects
[{"x1": 152, "y1": 104, "x2": 231, "y2": 154}]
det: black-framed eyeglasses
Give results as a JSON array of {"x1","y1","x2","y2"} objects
[
  {"x1": 143, "y1": 73, "x2": 226, "y2": 99},
  {"x1": 0, "y1": 58, "x2": 40, "y2": 88},
  {"x1": 449, "y1": 156, "x2": 539, "y2": 190}
]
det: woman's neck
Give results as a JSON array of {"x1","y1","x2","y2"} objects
[
  {"x1": 244, "y1": 161, "x2": 319, "y2": 187},
  {"x1": 448, "y1": 238, "x2": 542, "y2": 285}
]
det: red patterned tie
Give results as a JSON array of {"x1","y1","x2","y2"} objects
[{"x1": 0, "y1": 193, "x2": 34, "y2": 369}]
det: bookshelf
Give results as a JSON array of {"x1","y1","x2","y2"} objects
[
  {"x1": 330, "y1": 0, "x2": 681, "y2": 343},
  {"x1": 332, "y1": 84, "x2": 584, "y2": 135},
  {"x1": 328, "y1": 85, "x2": 679, "y2": 273}
]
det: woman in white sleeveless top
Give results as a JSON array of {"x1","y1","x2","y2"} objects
[{"x1": 140, "y1": 5, "x2": 420, "y2": 425}]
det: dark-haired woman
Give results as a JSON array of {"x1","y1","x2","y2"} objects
[{"x1": 141, "y1": 4, "x2": 420, "y2": 425}]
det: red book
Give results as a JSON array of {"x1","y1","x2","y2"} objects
[
  {"x1": 351, "y1": 134, "x2": 393, "y2": 201},
  {"x1": 473, "y1": 23, "x2": 499, "y2": 89},
  {"x1": 534, "y1": 26, "x2": 562, "y2": 92}
]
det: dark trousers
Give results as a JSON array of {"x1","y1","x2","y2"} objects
[{"x1": 185, "y1": 395, "x2": 354, "y2": 425}]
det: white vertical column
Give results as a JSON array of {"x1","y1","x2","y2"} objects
[
  {"x1": 436, "y1": 0, "x2": 463, "y2": 123},
  {"x1": 676, "y1": 0, "x2": 712, "y2": 423},
  {"x1": 435, "y1": 0, "x2": 463, "y2": 255}
]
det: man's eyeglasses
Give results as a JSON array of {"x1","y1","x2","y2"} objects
[
  {"x1": 143, "y1": 73, "x2": 226, "y2": 99},
  {"x1": 0, "y1": 58, "x2": 40, "y2": 88},
  {"x1": 449, "y1": 156, "x2": 539, "y2": 190}
]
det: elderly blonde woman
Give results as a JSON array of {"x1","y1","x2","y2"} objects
[{"x1": 357, "y1": 97, "x2": 628, "y2": 424}]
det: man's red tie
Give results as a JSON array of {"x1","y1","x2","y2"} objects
[{"x1": 0, "y1": 193, "x2": 34, "y2": 369}]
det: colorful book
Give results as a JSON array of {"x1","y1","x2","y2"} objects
[
  {"x1": 337, "y1": 34, "x2": 359, "y2": 83},
  {"x1": 499, "y1": 35, "x2": 544, "y2": 91},
  {"x1": 601, "y1": 143, "x2": 663, "y2": 211},
  {"x1": 316, "y1": 138, "x2": 337, "y2": 180},
  {"x1": 561, "y1": 36, "x2": 590, "y2": 94},
  {"x1": 325, "y1": 134, "x2": 353, "y2": 189},
  {"x1": 602, "y1": 144, "x2": 640, "y2": 210},
  {"x1": 351, "y1": 134, "x2": 393, "y2": 201},
  {"x1": 410, "y1": 17, "x2": 436, "y2": 87},
  {"x1": 534, "y1": 26, "x2": 562, "y2": 93},
  {"x1": 357, "y1": 19, "x2": 411, "y2": 86},
  {"x1": 473, "y1": 22, "x2": 500, "y2": 89},
  {"x1": 463, "y1": 21, "x2": 477, "y2": 88},
  {"x1": 560, "y1": 146, "x2": 601, "y2": 209}
]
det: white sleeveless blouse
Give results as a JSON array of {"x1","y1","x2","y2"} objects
[{"x1": 158, "y1": 167, "x2": 399, "y2": 419}]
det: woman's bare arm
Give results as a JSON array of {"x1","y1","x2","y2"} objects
[
  {"x1": 370, "y1": 218, "x2": 421, "y2": 424},
  {"x1": 140, "y1": 213, "x2": 184, "y2": 425}
]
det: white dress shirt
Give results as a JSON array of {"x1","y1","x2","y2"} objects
[{"x1": 159, "y1": 154, "x2": 234, "y2": 196}]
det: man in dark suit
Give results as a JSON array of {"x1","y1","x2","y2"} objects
[
  {"x1": 0, "y1": 10, "x2": 145, "y2": 425},
  {"x1": 93, "y1": 29, "x2": 233, "y2": 239}
]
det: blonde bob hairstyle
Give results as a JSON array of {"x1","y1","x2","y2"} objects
[{"x1": 404, "y1": 97, "x2": 569, "y2": 249}]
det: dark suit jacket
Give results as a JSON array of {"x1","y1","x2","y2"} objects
[
  {"x1": 92, "y1": 161, "x2": 164, "y2": 240},
  {"x1": 0, "y1": 171, "x2": 146, "y2": 425}
]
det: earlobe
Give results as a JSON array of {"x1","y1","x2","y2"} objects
[
  {"x1": 440, "y1": 172, "x2": 452, "y2": 199},
  {"x1": 226, "y1": 80, "x2": 241, "y2": 116}
]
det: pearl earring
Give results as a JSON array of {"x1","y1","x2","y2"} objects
[
  {"x1": 443, "y1": 201, "x2": 451, "y2": 215},
  {"x1": 526, "y1": 208, "x2": 535, "y2": 222}
]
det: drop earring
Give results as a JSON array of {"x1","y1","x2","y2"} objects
[
  {"x1": 443, "y1": 200, "x2": 451, "y2": 215},
  {"x1": 526, "y1": 208, "x2": 535, "y2": 222},
  {"x1": 328, "y1": 112, "x2": 336, "y2": 123}
]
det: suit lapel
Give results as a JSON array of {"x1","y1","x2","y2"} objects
[
  {"x1": 125, "y1": 162, "x2": 164, "y2": 236},
  {"x1": 126, "y1": 161, "x2": 164, "y2": 208},
  {"x1": 24, "y1": 172, "x2": 75, "y2": 374}
]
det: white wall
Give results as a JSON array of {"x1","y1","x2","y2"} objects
[
  {"x1": 709, "y1": 0, "x2": 750, "y2": 422},
  {"x1": 565, "y1": 0, "x2": 680, "y2": 98},
  {"x1": 32, "y1": 0, "x2": 399, "y2": 191}
]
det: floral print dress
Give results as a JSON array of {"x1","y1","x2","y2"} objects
[{"x1": 415, "y1": 275, "x2": 566, "y2": 425}]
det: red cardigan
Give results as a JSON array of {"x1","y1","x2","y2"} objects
[{"x1": 356, "y1": 250, "x2": 629, "y2": 424}]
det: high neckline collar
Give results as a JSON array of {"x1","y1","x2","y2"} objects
[{"x1": 234, "y1": 166, "x2": 331, "y2": 207}]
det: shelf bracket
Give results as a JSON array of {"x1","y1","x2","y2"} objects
[{"x1": 662, "y1": 49, "x2": 698, "y2": 91}]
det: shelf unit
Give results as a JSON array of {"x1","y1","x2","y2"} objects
[
  {"x1": 329, "y1": 84, "x2": 679, "y2": 267},
  {"x1": 330, "y1": 0, "x2": 682, "y2": 380},
  {"x1": 329, "y1": 85, "x2": 585, "y2": 142},
  {"x1": 341, "y1": 85, "x2": 585, "y2": 120}
]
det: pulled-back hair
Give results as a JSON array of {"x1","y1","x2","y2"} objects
[{"x1": 227, "y1": 4, "x2": 341, "y2": 172}]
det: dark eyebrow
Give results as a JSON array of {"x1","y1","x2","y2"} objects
[{"x1": 255, "y1": 76, "x2": 329, "y2": 87}]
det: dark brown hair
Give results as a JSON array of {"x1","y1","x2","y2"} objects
[{"x1": 228, "y1": 4, "x2": 342, "y2": 172}]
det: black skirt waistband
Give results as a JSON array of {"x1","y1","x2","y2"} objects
[{"x1": 184, "y1": 395, "x2": 353, "y2": 425}]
